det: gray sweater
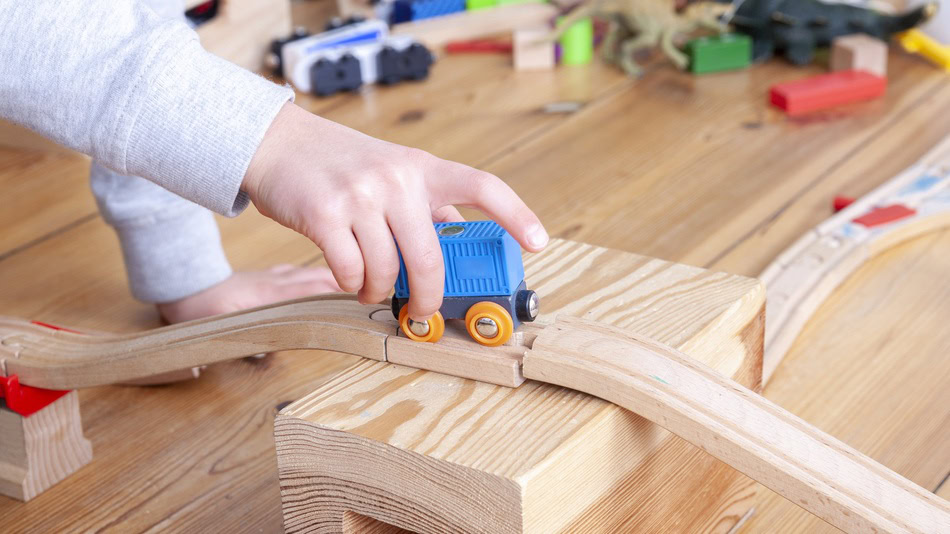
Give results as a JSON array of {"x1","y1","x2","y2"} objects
[{"x1": 0, "y1": 0, "x2": 294, "y2": 302}]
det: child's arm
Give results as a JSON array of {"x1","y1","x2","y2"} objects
[
  {"x1": 0, "y1": 0, "x2": 289, "y2": 217},
  {"x1": 0, "y1": 1, "x2": 547, "y2": 320}
]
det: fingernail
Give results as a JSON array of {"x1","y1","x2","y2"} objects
[
  {"x1": 527, "y1": 225, "x2": 549, "y2": 249},
  {"x1": 409, "y1": 314, "x2": 431, "y2": 323}
]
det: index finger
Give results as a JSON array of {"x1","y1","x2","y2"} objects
[
  {"x1": 389, "y1": 206, "x2": 446, "y2": 321},
  {"x1": 424, "y1": 158, "x2": 548, "y2": 252}
]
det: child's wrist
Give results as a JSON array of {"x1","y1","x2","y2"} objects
[{"x1": 243, "y1": 101, "x2": 297, "y2": 202}]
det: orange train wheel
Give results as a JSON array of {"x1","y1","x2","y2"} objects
[
  {"x1": 398, "y1": 306, "x2": 445, "y2": 343},
  {"x1": 464, "y1": 302, "x2": 513, "y2": 347}
]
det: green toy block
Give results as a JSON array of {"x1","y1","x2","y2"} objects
[
  {"x1": 686, "y1": 33, "x2": 752, "y2": 74},
  {"x1": 558, "y1": 16, "x2": 594, "y2": 65},
  {"x1": 466, "y1": 0, "x2": 496, "y2": 9}
]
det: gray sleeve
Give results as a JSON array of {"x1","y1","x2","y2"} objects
[
  {"x1": 0, "y1": 0, "x2": 293, "y2": 217},
  {"x1": 90, "y1": 162, "x2": 232, "y2": 303}
]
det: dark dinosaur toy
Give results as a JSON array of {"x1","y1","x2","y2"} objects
[{"x1": 722, "y1": 0, "x2": 937, "y2": 65}]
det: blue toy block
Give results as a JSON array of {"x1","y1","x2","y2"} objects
[
  {"x1": 413, "y1": 0, "x2": 465, "y2": 20},
  {"x1": 390, "y1": 0, "x2": 465, "y2": 23}
]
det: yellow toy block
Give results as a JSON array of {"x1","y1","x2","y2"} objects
[{"x1": 898, "y1": 29, "x2": 950, "y2": 72}]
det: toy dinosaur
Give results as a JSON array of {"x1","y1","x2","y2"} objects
[
  {"x1": 553, "y1": 0, "x2": 730, "y2": 77},
  {"x1": 725, "y1": 0, "x2": 938, "y2": 65}
]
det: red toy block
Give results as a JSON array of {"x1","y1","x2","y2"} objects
[
  {"x1": 770, "y1": 70, "x2": 886, "y2": 116},
  {"x1": 0, "y1": 375, "x2": 69, "y2": 417},
  {"x1": 852, "y1": 204, "x2": 916, "y2": 228},
  {"x1": 833, "y1": 195, "x2": 856, "y2": 212}
]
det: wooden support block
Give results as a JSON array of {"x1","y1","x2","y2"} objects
[
  {"x1": 0, "y1": 391, "x2": 92, "y2": 501},
  {"x1": 276, "y1": 239, "x2": 765, "y2": 533},
  {"x1": 830, "y1": 34, "x2": 888, "y2": 77},
  {"x1": 513, "y1": 27, "x2": 555, "y2": 71}
]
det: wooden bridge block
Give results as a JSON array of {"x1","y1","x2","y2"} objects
[
  {"x1": 0, "y1": 391, "x2": 92, "y2": 501},
  {"x1": 275, "y1": 239, "x2": 765, "y2": 533}
]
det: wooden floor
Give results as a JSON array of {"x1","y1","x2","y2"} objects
[{"x1": 1, "y1": 48, "x2": 949, "y2": 532}]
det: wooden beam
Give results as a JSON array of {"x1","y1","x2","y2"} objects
[
  {"x1": 760, "y1": 135, "x2": 950, "y2": 383},
  {"x1": 0, "y1": 391, "x2": 92, "y2": 501},
  {"x1": 523, "y1": 316, "x2": 950, "y2": 533}
]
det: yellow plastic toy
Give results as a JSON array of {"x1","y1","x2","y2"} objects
[{"x1": 898, "y1": 29, "x2": 950, "y2": 72}]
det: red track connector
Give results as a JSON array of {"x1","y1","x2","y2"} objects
[
  {"x1": 1, "y1": 320, "x2": 79, "y2": 415},
  {"x1": 853, "y1": 204, "x2": 916, "y2": 228},
  {"x1": 0, "y1": 375, "x2": 69, "y2": 417},
  {"x1": 833, "y1": 195, "x2": 856, "y2": 212}
]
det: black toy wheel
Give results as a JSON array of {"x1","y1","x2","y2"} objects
[
  {"x1": 391, "y1": 297, "x2": 404, "y2": 320},
  {"x1": 515, "y1": 290, "x2": 539, "y2": 322}
]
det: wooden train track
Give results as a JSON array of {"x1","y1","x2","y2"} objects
[
  {"x1": 2, "y1": 295, "x2": 948, "y2": 530},
  {"x1": 0, "y1": 295, "x2": 534, "y2": 390},
  {"x1": 760, "y1": 136, "x2": 950, "y2": 384}
]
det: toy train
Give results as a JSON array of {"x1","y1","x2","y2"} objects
[
  {"x1": 391, "y1": 221, "x2": 539, "y2": 346},
  {"x1": 268, "y1": 19, "x2": 433, "y2": 97}
]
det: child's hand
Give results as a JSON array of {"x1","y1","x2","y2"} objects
[{"x1": 243, "y1": 103, "x2": 548, "y2": 321}]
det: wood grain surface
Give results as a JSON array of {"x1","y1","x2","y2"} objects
[
  {"x1": 1, "y1": 44, "x2": 949, "y2": 532},
  {"x1": 276, "y1": 240, "x2": 764, "y2": 533},
  {"x1": 523, "y1": 317, "x2": 950, "y2": 533}
]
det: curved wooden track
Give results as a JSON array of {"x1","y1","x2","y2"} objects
[
  {"x1": 0, "y1": 295, "x2": 394, "y2": 390},
  {"x1": 760, "y1": 136, "x2": 950, "y2": 384},
  {"x1": 525, "y1": 317, "x2": 950, "y2": 534},
  {"x1": 0, "y1": 293, "x2": 535, "y2": 390}
]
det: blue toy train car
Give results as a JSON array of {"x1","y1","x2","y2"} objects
[{"x1": 390, "y1": 221, "x2": 539, "y2": 346}]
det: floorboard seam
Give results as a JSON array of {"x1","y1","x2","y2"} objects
[{"x1": 0, "y1": 212, "x2": 98, "y2": 264}]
